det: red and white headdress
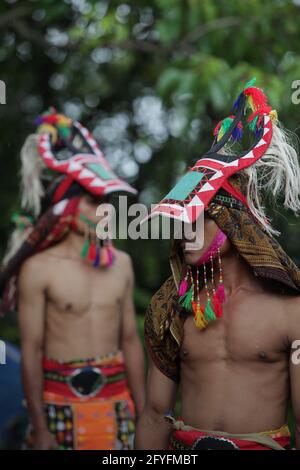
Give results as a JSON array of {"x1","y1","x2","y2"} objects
[
  {"x1": 20, "y1": 108, "x2": 137, "y2": 217},
  {"x1": 143, "y1": 79, "x2": 300, "y2": 235}
]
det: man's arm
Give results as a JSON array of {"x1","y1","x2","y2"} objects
[
  {"x1": 120, "y1": 255, "x2": 145, "y2": 417},
  {"x1": 135, "y1": 358, "x2": 177, "y2": 450},
  {"x1": 18, "y1": 256, "x2": 57, "y2": 450},
  {"x1": 288, "y1": 297, "x2": 300, "y2": 449}
]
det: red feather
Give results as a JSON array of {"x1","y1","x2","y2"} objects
[
  {"x1": 244, "y1": 87, "x2": 268, "y2": 111},
  {"x1": 88, "y1": 242, "x2": 97, "y2": 263},
  {"x1": 212, "y1": 292, "x2": 223, "y2": 318}
]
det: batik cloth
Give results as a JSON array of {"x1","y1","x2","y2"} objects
[
  {"x1": 25, "y1": 351, "x2": 135, "y2": 450},
  {"x1": 144, "y1": 175, "x2": 300, "y2": 382},
  {"x1": 166, "y1": 416, "x2": 290, "y2": 450}
]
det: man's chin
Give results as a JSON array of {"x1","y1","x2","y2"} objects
[{"x1": 183, "y1": 251, "x2": 200, "y2": 266}]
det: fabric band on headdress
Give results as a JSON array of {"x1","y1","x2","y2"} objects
[
  {"x1": 52, "y1": 175, "x2": 75, "y2": 204},
  {"x1": 220, "y1": 180, "x2": 249, "y2": 208}
]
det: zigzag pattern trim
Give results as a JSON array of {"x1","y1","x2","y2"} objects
[{"x1": 144, "y1": 115, "x2": 272, "y2": 224}]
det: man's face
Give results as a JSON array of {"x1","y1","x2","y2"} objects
[
  {"x1": 78, "y1": 194, "x2": 112, "y2": 226},
  {"x1": 181, "y1": 215, "x2": 230, "y2": 265}
]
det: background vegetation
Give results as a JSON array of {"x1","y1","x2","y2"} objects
[{"x1": 1, "y1": 0, "x2": 300, "y2": 342}]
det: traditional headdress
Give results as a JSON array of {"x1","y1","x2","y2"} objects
[
  {"x1": 144, "y1": 78, "x2": 300, "y2": 230},
  {"x1": 0, "y1": 108, "x2": 137, "y2": 313},
  {"x1": 144, "y1": 79, "x2": 300, "y2": 370},
  {"x1": 22, "y1": 107, "x2": 136, "y2": 216}
]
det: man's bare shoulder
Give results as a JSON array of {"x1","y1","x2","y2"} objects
[
  {"x1": 18, "y1": 244, "x2": 64, "y2": 285},
  {"x1": 18, "y1": 251, "x2": 51, "y2": 291},
  {"x1": 284, "y1": 295, "x2": 300, "y2": 340},
  {"x1": 287, "y1": 294, "x2": 300, "y2": 313},
  {"x1": 20, "y1": 251, "x2": 48, "y2": 274},
  {"x1": 113, "y1": 249, "x2": 134, "y2": 281},
  {"x1": 114, "y1": 249, "x2": 132, "y2": 268}
]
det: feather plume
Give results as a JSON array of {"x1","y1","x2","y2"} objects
[{"x1": 20, "y1": 134, "x2": 46, "y2": 217}]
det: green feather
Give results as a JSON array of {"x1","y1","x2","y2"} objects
[
  {"x1": 244, "y1": 77, "x2": 256, "y2": 89},
  {"x1": 79, "y1": 213, "x2": 97, "y2": 229},
  {"x1": 178, "y1": 286, "x2": 193, "y2": 312},
  {"x1": 204, "y1": 299, "x2": 216, "y2": 322},
  {"x1": 249, "y1": 114, "x2": 259, "y2": 132},
  {"x1": 81, "y1": 239, "x2": 89, "y2": 258},
  {"x1": 217, "y1": 117, "x2": 234, "y2": 141},
  {"x1": 221, "y1": 117, "x2": 234, "y2": 133},
  {"x1": 60, "y1": 128, "x2": 71, "y2": 139}
]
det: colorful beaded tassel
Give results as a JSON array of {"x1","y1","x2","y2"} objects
[
  {"x1": 80, "y1": 214, "x2": 115, "y2": 268},
  {"x1": 178, "y1": 247, "x2": 226, "y2": 330},
  {"x1": 192, "y1": 267, "x2": 207, "y2": 329},
  {"x1": 81, "y1": 235, "x2": 114, "y2": 268},
  {"x1": 178, "y1": 267, "x2": 193, "y2": 313}
]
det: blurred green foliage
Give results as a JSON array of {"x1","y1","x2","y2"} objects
[{"x1": 0, "y1": 0, "x2": 300, "y2": 335}]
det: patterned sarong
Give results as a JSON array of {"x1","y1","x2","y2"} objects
[{"x1": 26, "y1": 351, "x2": 135, "y2": 450}]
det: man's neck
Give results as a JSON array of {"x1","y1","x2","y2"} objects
[
  {"x1": 62, "y1": 230, "x2": 85, "y2": 259},
  {"x1": 220, "y1": 249, "x2": 263, "y2": 296}
]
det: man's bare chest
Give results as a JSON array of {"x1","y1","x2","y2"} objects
[
  {"x1": 45, "y1": 260, "x2": 126, "y2": 314},
  {"x1": 181, "y1": 292, "x2": 287, "y2": 364}
]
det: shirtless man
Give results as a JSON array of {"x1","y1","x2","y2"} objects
[
  {"x1": 136, "y1": 80, "x2": 300, "y2": 450},
  {"x1": 19, "y1": 195, "x2": 145, "y2": 450},
  {"x1": 0, "y1": 109, "x2": 145, "y2": 450},
  {"x1": 136, "y1": 216, "x2": 300, "y2": 449}
]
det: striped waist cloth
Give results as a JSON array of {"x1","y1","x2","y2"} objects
[{"x1": 43, "y1": 351, "x2": 128, "y2": 400}]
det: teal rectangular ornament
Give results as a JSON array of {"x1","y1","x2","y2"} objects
[
  {"x1": 87, "y1": 162, "x2": 115, "y2": 180},
  {"x1": 165, "y1": 171, "x2": 204, "y2": 201}
]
